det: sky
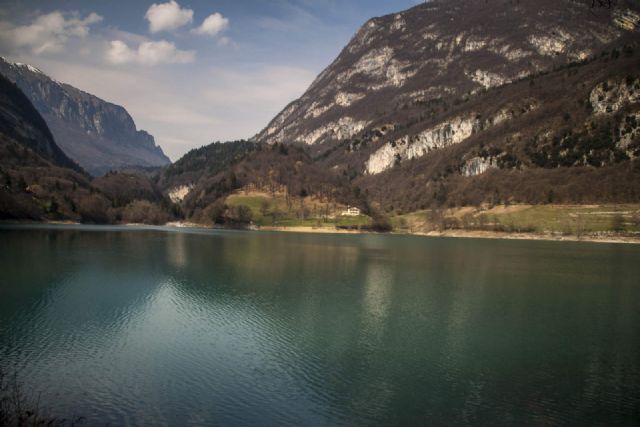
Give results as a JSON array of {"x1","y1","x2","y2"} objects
[{"x1": 0, "y1": 0, "x2": 422, "y2": 160}]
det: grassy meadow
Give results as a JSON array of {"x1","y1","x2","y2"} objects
[
  {"x1": 225, "y1": 191, "x2": 371, "y2": 228},
  {"x1": 223, "y1": 188, "x2": 639, "y2": 239},
  {"x1": 391, "y1": 204, "x2": 640, "y2": 236}
]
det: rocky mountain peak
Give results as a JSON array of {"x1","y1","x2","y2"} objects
[{"x1": 254, "y1": 0, "x2": 637, "y2": 149}]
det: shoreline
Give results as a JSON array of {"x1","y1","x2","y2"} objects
[
  {"x1": 409, "y1": 229, "x2": 640, "y2": 244},
  {"x1": 252, "y1": 224, "x2": 640, "y2": 244},
  {"x1": 2, "y1": 220, "x2": 639, "y2": 244}
]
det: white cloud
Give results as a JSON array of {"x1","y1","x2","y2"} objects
[
  {"x1": 107, "y1": 40, "x2": 136, "y2": 64},
  {"x1": 107, "y1": 39, "x2": 195, "y2": 65},
  {"x1": 145, "y1": 0, "x2": 193, "y2": 33},
  {"x1": 138, "y1": 40, "x2": 194, "y2": 64},
  {"x1": 193, "y1": 13, "x2": 229, "y2": 37},
  {"x1": 0, "y1": 11, "x2": 102, "y2": 55}
]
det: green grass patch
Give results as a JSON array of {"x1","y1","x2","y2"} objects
[
  {"x1": 481, "y1": 205, "x2": 640, "y2": 234},
  {"x1": 391, "y1": 204, "x2": 640, "y2": 235},
  {"x1": 225, "y1": 193, "x2": 371, "y2": 228},
  {"x1": 335, "y1": 215, "x2": 371, "y2": 227},
  {"x1": 226, "y1": 194, "x2": 271, "y2": 211}
]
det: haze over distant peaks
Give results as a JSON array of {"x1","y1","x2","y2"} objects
[{"x1": 0, "y1": 57, "x2": 170, "y2": 176}]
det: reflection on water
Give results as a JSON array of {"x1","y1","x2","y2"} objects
[{"x1": 0, "y1": 225, "x2": 639, "y2": 425}]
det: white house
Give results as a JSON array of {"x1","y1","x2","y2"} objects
[{"x1": 341, "y1": 206, "x2": 361, "y2": 216}]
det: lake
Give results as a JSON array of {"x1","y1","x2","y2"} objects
[{"x1": 0, "y1": 225, "x2": 639, "y2": 425}]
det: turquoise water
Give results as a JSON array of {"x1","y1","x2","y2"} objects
[{"x1": 0, "y1": 225, "x2": 639, "y2": 425}]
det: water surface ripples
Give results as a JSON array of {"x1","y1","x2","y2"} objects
[{"x1": 0, "y1": 225, "x2": 639, "y2": 425}]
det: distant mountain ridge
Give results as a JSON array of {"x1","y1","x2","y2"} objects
[
  {"x1": 0, "y1": 57, "x2": 170, "y2": 176},
  {"x1": 0, "y1": 74, "x2": 82, "y2": 172}
]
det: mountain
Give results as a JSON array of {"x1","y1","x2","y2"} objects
[
  {"x1": 0, "y1": 74, "x2": 81, "y2": 172},
  {"x1": 0, "y1": 57, "x2": 170, "y2": 176},
  {"x1": 241, "y1": 0, "x2": 640, "y2": 213},
  {"x1": 4, "y1": 0, "x2": 638, "y2": 228},
  {"x1": 256, "y1": 0, "x2": 636, "y2": 150},
  {"x1": 165, "y1": 142, "x2": 360, "y2": 223},
  {"x1": 0, "y1": 73, "x2": 100, "y2": 220},
  {"x1": 159, "y1": 140, "x2": 257, "y2": 192},
  {"x1": 0, "y1": 74, "x2": 174, "y2": 223}
]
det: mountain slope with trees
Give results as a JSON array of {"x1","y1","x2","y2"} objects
[
  {"x1": 0, "y1": 76, "x2": 176, "y2": 223},
  {"x1": 164, "y1": 0, "x2": 640, "y2": 227}
]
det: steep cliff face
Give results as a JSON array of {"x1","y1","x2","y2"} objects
[
  {"x1": 255, "y1": 0, "x2": 635, "y2": 153},
  {"x1": 0, "y1": 58, "x2": 170, "y2": 175},
  {"x1": 0, "y1": 74, "x2": 81, "y2": 172}
]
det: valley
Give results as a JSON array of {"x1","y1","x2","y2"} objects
[
  {"x1": 2, "y1": 1, "x2": 640, "y2": 425},
  {"x1": 1, "y1": 0, "x2": 639, "y2": 244}
]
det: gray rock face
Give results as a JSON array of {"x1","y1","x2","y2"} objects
[
  {"x1": 0, "y1": 73, "x2": 81, "y2": 172},
  {"x1": 461, "y1": 156, "x2": 498, "y2": 177},
  {"x1": 254, "y1": 0, "x2": 632, "y2": 152},
  {"x1": 0, "y1": 58, "x2": 170, "y2": 175}
]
